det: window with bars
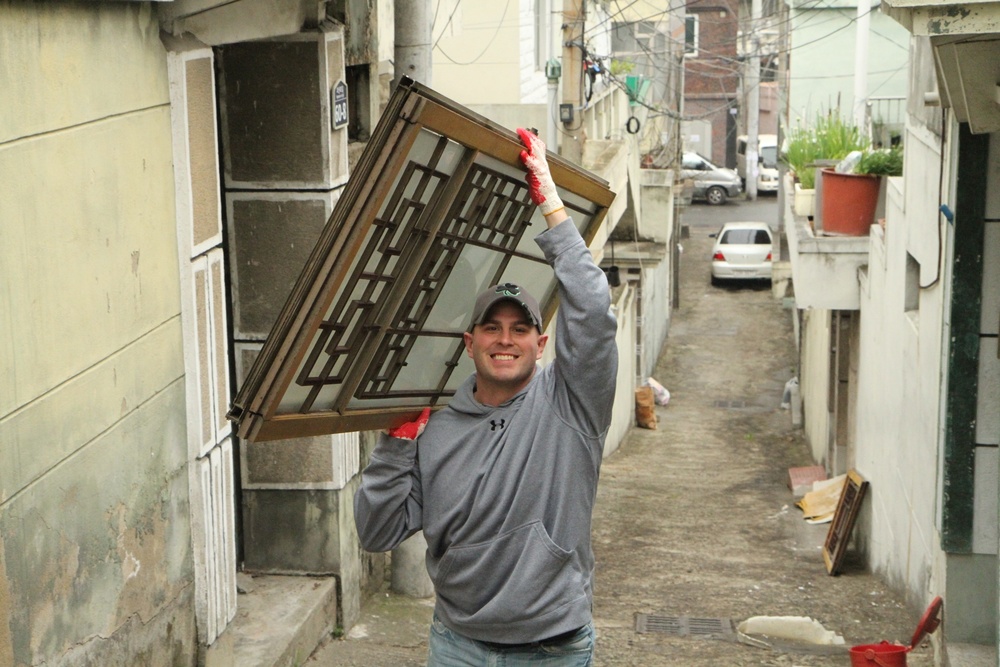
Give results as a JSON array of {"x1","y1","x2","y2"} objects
[{"x1": 228, "y1": 79, "x2": 615, "y2": 442}]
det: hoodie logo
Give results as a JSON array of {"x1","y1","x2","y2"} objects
[{"x1": 490, "y1": 419, "x2": 506, "y2": 431}]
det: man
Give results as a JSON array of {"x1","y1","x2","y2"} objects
[{"x1": 354, "y1": 128, "x2": 618, "y2": 666}]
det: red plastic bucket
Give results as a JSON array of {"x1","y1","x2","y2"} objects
[
  {"x1": 849, "y1": 641, "x2": 908, "y2": 666},
  {"x1": 848, "y1": 597, "x2": 943, "y2": 667}
]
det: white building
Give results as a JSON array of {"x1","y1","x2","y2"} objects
[{"x1": 785, "y1": 0, "x2": 1000, "y2": 660}]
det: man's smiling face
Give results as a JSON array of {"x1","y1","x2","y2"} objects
[{"x1": 463, "y1": 300, "x2": 548, "y2": 405}]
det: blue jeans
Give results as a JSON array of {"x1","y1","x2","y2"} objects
[{"x1": 427, "y1": 614, "x2": 595, "y2": 666}]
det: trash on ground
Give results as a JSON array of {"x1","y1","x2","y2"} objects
[
  {"x1": 646, "y1": 377, "x2": 671, "y2": 406},
  {"x1": 635, "y1": 386, "x2": 657, "y2": 429},
  {"x1": 737, "y1": 615, "x2": 845, "y2": 648},
  {"x1": 781, "y1": 377, "x2": 798, "y2": 409},
  {"x1": 796, "y1": 473, "x2": 847, "y2": 523}
]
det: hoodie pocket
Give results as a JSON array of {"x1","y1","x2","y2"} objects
[{"x1": 434, "y1": 520, "x2": 585, "y2": 626}]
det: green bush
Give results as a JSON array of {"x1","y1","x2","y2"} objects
[
  {"x1": 783, "y1": 110, "x2": 869, "y2": 189},
  {"x1": 856, "y1": 146, "x2": 903, "y2": 176}
]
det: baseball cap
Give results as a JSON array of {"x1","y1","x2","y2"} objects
[{"x1": 470, "y1": 283, "x2": 543, "y2": 332}]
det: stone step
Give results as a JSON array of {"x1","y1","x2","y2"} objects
[{"x1": 204, "y1": 574, "x2": 337, "y2": 667}]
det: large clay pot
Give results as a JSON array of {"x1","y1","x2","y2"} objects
[{"x1": 820, "y1": 169, "x2": 880, "y2": 236}]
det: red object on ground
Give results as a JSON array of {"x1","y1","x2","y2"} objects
[
  {"x1": 848, "y1": 596, "x2": 943, "y2": 667},
  {"x1": 787, "y1": 465, "x2": 826, "y2": 494}
]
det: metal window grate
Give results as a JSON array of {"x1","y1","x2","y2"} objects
[{"x1": 634, "y1": 614, "x2": 735, "y2": 638}]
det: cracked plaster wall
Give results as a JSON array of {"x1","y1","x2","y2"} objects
[{"x1": 1, "y1": 3, "x2": 197, "y2": 664}]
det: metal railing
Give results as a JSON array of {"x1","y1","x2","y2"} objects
[{"x1": 867, "y1": 96, "x2": 906, "y2": 146}]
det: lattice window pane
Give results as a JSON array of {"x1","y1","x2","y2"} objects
[{"x1": 230, "y1": 80, "x2": 615, "y2": 441}]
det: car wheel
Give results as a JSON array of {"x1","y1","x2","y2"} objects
[
  {"x1": 710, "y1": 275, "x2": 721, "y2": 287},
  {"x1": 706, "y1": 186, "x2": 727, "y2": 205}
]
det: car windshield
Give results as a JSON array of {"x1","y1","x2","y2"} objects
[
  {"x1": 721, "y1": 229, "x2": 771, "y2": 244},
  {"x1": 761, "y1": 146, "x2": 777, "y2": 169},
  {"x1": 682, "y1": 155, "x2": 707, "y2": 169}
]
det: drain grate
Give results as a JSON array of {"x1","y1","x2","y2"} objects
[
  {"x1": 634, "y1": 614, "x2": 735, "y2": 638},
  {"x1": 713, "y1": 399, "x2": 748, "y2": 409}
]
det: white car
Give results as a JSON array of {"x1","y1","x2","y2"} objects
[{"x1": 709, "y1": 222, "x2": 773, "y2": 285}]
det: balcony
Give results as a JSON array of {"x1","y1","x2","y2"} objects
[{"x1": 784, "y1": 175, "x2": 870, "y2": 311}]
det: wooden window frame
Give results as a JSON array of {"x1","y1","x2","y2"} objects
[{"x1": 228, "y1": 78, "x2": 615, "y2": 442}]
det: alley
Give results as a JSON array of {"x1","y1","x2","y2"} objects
[
  {"x1": 309, "y1": 198, "x2": 934, "y2": 666},
  {"x1": 588, "y1": 197, "x2": 934, "y2": 665}
]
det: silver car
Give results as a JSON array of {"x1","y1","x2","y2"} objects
[
  {"x1": 709, "y1": 221, "x2": 773, "y2": 285},
  {"x1": 681, "y1": 152, "x2": 743, "y2": 205}
]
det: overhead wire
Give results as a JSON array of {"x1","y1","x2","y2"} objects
[{"x1": 433, "y1": 0, "x2": 513, "y2": 66}]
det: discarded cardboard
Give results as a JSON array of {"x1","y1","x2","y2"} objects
[{"x1": 795, "y1": 474, "x2": 846, "y2": 523}]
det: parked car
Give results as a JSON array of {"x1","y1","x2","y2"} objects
[
  {"x1": 681, "y1": 152, "x2": 743, "y2": 205},
  {"x1": 709, "y1": 221, "x2": 773, "y2": 285},
  {"x1": 736, "y1": 134, "x2": 779, "y2": 193}
]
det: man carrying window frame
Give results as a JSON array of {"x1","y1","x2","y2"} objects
[{"x1": 354, "y1": 128, "x2": 619, "y2": 667}]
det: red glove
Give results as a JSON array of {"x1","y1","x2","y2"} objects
[
  {"x1": 516, "y1": 128, "x2": 564, "y2": 217},
  {"x1": 387, "y1": 407, "x2": 431, "y2": 440}
]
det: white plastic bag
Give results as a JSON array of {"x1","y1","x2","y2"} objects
[{"x1": 646, "y1": 377, "x2": 671, "y2": 406}]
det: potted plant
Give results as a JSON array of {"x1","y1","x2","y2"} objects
[
  {"x1": 783, "y1": 110, "x2": 868, "y2": 217},
  {"x1": 820, "y1": 146, "x2": 902, "y2": 236}
]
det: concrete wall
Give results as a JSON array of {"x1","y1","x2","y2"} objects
[
  {"x1": 850, "y1": 100, "x2": 998, "y2": 641},
  {"x1": 853, "y1": 174, "x2": 939, "y2": 601},
  {"x1": 0, "y1": 3, "x2": 197, "y2": 665},
  {"x1": 216, "y1": 26, "x2": 366, "y2": 629},
  {"x1": 799, "y1": 308, "x2": 832, "y2": 467},
  {"x1": 606, "y1": 285, "x2": 639, "y2": 458},
  {"x1": 786, "y1": 1, "x2": 910, "y2": 125},
  {"x1": 431, "y1": 0, "x2": 525, "y2": 103}
]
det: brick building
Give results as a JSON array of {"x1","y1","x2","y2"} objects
[{"x1": 683, "y1": 0, "x2": 741, "y2": 167}]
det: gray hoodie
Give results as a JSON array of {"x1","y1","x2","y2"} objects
[{"x1": 354, "y1": 219, "x2": 618, "y2": 644}]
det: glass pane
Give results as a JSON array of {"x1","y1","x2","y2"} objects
[
  {"x1": 447, "y1": 355, "x2": 476, "y2": 391},
  {"x1": 424, "y1": 245, "x2": 506, "y2": 330},
  {"x1": 761, "y1": 146, "x2": 777, "y2": 168},
  {"x1": 367, "y1": 334, "x2": 464, "y2": 394}
]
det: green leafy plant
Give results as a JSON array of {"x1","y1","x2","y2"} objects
[
  {"x1": 610, "y1": 59, "x2": 635, "y2": 76},
  {"x1": 783, "y1": 126, "x2": 822, "y2": 189},
  {"x1": 856, "y1": 146, "x2": 903, "y2": 176},
  {"x1": 782, "y1": 110, "x2": 869, "y2": 189},
  {"x1": 813, "y1": 110, "x2": 868, "y2": 162}
]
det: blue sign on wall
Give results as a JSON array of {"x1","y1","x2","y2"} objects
[{"x1": 332, "y1": 80, "x2": 348, "y2": 130}]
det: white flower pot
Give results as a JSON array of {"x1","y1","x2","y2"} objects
[{"x1": 793, "y1": 183, "x2": 815, "y2": 217}]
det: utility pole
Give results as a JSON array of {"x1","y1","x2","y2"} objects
[
  {"x1": 853, "y1": 0, "x2": 871, "y2": 133},
  {"x1": 561, "y1": 0, "x2": 585, "y2": 164},
  {"x1": 746, "y1": 0, "x2": 762, "y2": 201},
  {"x1": 394, "y1": 0, "x2": 432, "y2": 87},
  {"x1": 776, "y1": 0, "x2": 790, "y2": 261},
  {"x1": 390, "y1": 0, "x2": 435, "y2": 599}
]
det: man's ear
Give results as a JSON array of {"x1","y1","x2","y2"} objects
[
  {"x1": 463, "y1": 331, "x2": 474, "y2": 357},
  {"x1": 535, "y1": 334, "x2": 549, "y2": 359}
]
